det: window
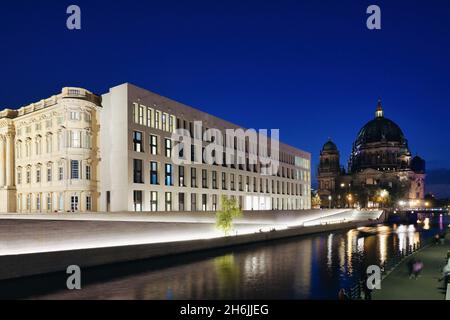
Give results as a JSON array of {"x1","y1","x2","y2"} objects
[
  {"x1": 138, "y1": 106, "x2": 144, "y2": 125},
  {"x1": 165, "y1": 192, "x2": 172, "y2": 211},
  {"x1": 71, "y1": 160, "x2": 80, "y2": 179},
  {"x1": 191, "y1": 168, "x2": 197, "y2": 188},
  {"x1": 179, "y1": 166, "x2": 185, "y2": 187},
  {"x1": 165, "y1": 164, "x2": 173, "y2": 186},
  {"x1": 133, "y1": 191, "x2": 143, "y2": 212},
  {"x1": 36, "y1": 167, "x2": 41, "y2": 183},
  {"x1": 146, "y1": 107, "x2": 153, "y2": 127},
  {"x1": 26, "y1": 168, "x2": 31, "y2": 184},
  {"x1": 86, "y1": 165, "x2": 91, "y2": 180},
  {"x1": 222, "y1": 172, "x2": 227, "y2": 190},
  {"x1": 202, "y1": 169, "x2": 208, "y2": 188},
  {"x1": 58, "y1": 193, "x2": 64, "y2": 211},
  {"x1": 239, "y1": 175, "x2": 243, "y2": 191},
  {"x1": 35, "y1": 138, "x2": 42, "y2": 155},
  {"x1": 150, "y1": 162, "x2": 159, "y2": 185},
  {"x1": 212, "y1": 171, "x2": 217, "y2": 189},
  {"x1": 59, "y1": 166, "x2": 64, "y2": 181},
  {"x1": 71, "y1": 131, "x2": 81, "y2": 148},
  {"x1": 70, "y1": 111, "x2": 80, "y2": 121},
  {"x1": 46, "y1": 135, "x2": 52, "y2": 153},
  {"x1": 150, "y1": 191, "x2": 158, "y2": 211},
  {"x1": 26, "y1": 194, "x2": 31, "y2": 211},
  {"x1": 191, "y1": 193, "x2": 197, "y2": 211},
  {"x1": 162, "y1": 113, "x2": 167, "y2": 131},
  {"x1": 47, "y1": 167, "x2": 52, "y2": 182},
  {"x1": 179, "y1": 193, "x2": 185, "y2": 211},
  {"x1": 155, "y1": 111, "x2": 160, "y2": 129},
  {"x1": 133, "y1": 131, "x2": 144, "y2": 152},
  {"x1": 133, "y1": 159, "x2": 143, "y2": 184},
  {"x1": 86, "y1": 196, "x2": 92, "y2": 211},
  {"x1": 165, "y1": 139, "x2": 172, "y2": 158},
  {"x1": 169, "y1": 116, "x2": 175, "y2": 133},
  {"x1": 47, "y1": 194, "x2": 52, "y2": 211},
  {"x1": 133, "y1": 103, "x2": 139, "y2": 124},
  {"x1": 245, "y1": 176, "x2": 249, "y2": 192},
  {"x1": 230, "y1": 174, "x2": 235, "y2": 190},
  {"x1": 150, "y1": 135, "x2": 158, "y2": 155},
  {"x1": 212, "y1": 194, "x2": 217, "y2": 211},
  {"x1": 84, "y1": 112, "x2": 92, "y2": 122},
  {"x1": 202, "y1": 194, "x2": 207, "y2": 211},
  {"x1": 17, "y1": 169, "x2": 22, "y2": 185},
  {"x1": 36, "y1": 194, "x2": 41, "y2": 211}
]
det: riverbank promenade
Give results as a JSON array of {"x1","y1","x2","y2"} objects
[{"x1": 374, "y1": 234, "x2": 450, "y2": 300}]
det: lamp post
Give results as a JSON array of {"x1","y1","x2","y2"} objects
[
  {"x1": 347, "y1": 194, "x2": 353, "y2": 208},
  {"x1": 328, "y1": 195, "x2": 332, "y2": 209}
]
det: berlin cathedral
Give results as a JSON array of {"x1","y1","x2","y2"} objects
[{"x1": 317, "y1": 101, "x2": 426, "y2": 208}]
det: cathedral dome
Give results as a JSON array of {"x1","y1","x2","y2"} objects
[
  {"x1": 354, "y1": 101, "x2": 406, "y2": 146},
  {"x1": 322, "y1": 139, "x2": 338, "y2": 152}
]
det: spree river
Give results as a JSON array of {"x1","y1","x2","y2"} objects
[{"x1": 1, "y1": 215, "x2": 448, "y2": 300}]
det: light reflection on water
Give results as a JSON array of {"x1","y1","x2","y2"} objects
[{"x1": 22, "y1": 218, "x2": 449, "y2": 300}]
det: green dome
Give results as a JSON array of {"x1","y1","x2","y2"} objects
[
  {"x1": 322, "y1": 140, "x2": 338, "y2": 152},
  {"x1": 355, "y1": 116, "x2": 406, "y2": 146}
]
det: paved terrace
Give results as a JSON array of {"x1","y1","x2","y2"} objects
[
  {"x1": 0, "y1": 210, "x2": 383, "y2": 256},
  {"x1": 374, "y1": 234, "x2": 450, "y2": 300}
]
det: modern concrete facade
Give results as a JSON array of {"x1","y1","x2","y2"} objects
[
  {"x1": 0, "y1": 83, "x2": 311, "y2": 213},
  {"x1": 100, "y1": 83, "x2": 311, "y2": 212}
]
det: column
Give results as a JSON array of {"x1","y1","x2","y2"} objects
[
  {"x1": 5, "y1": 132, "x2": 15, "y2": 187},
  {"x1": 0, "y1": 135, "x2": 5, "y2": 187}
]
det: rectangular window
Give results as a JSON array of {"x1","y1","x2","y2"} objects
[
  {"x1": 191, "y1": 193, "x2": 197, "y2": 211},
  {"x1": 86, "y1": 196, "x2": 92, "y2": 211},
  {"x1": 230, "y1": 174, "x2": 235, "y2": 191},
  {"x1": 202, "y1": 194, "x2": 207, "y2": 211},
  {"x1": 133, "y1": 191, "x2": 143, "y2": 212},
  {"x1": 59, "y1": 166, "x2": 64, "y2": 181},
  {"x1": 71, "y1": 160, "x2": 80, "y2": 179},
  {"x1": 179, "y1": 193, "x2": 185, "y2": 211},
  {"x1": 212, "y1": 171, "x2": 217, "y2": 189},
  {"x1": 138, "y1": 106, "x2": 144, "y2": 125},
  {"x1": 212, "y1": 194, "x2": 217, "y2": 211},
  {"x1": 191, "y1": 168, "x2": 197, "y2": 188},
  {"x1": 86, "y1": 165, "x2": 91, "y2": 180},
  {"x1": 133, "y1": 159, "x2": 143, "y2": 184},
  {"x1": 202, "y1": 169, "x2": 208, "y2": 188},
  {"x1": 133, "y1": 103, "x2": 139, "y2": 124},
  {"x1": 150, "y1": 161, "x2": 159, "y2": 185},
  {"x1": 17, "y1": 171, "x2": 22, "y2": 185},
  {"x1": 165, "y1": 139, "x2": 172, "y2": 158},
  {"x1": 239, "y1": 175, "x2": 243, "y2": 191},
  {"x1": 222, "y1": 172, "x2": 227, "y2": 190},
  {"x1": 47, "y1": 167, "x2": 52, "y2": 182},
  {"x1": 165, "y1": 164, "x2": 173, "y2": 186},
  {"x1": 147, "y1": 107, "x2": 153, "y2": 127},
  {"x1": 179, "y1": 166, "x2": 185, "y2": 187},
  {"x1": 70, "y1": 111, "x2": 80, "y2": 121},
  {"x1": 71, "y1": 131, "x2": 81, "y2": 148},
  {"x1": 150, "y1": 191, "x2": 158, "y2": 212},
  {"x1": 47, "y1": 194, "x2": 52, "y2": 211},
  {"x1": 162, "y1": 113, "x2": 167, "y2": 131},
  {"x1": 133, "y1": 131, "x2": 144, "y2": 152},
  {"x1": 36, "y1": 194, "x2": 41, "y2": 211},
  {"x1": 165, "y1": 192, "x2": 172, "y2": 211},
  {"x1": 36, "y1": 168, "x2": 41, "y2": 183},
  {"x1": 155, "y1": 111, "x2": 160, "y2": 129},
  {"x1": 150, "y1": 135, "x2": 158, "y2": 155}
]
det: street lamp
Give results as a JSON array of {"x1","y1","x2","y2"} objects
[
  {"x1": 328, "y1": 195, "x2": 332, "y2": 209},
  {"x1": 347, "y1": 194, "x2": 353, "y2": 208}
]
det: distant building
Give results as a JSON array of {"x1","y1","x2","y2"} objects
[
  {"x1": 0, "y1": 84, "x2": 311, "y2": 213},
  {"x1": 317, "y1": 100, "x2": 425, "y2": 208}
]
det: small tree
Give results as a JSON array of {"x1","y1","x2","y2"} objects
[
  {"x1": 311, "y1": 193, "x2": 321, "y2": 209},
  {"x1": 216, "y1": 196, "x2": 242, "y2": 236}
]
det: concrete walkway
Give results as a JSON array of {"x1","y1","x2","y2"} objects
[{"x1": 374, "y1": 235, "x2": 449, "y2": 300}]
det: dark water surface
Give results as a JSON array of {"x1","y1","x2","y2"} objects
[{"x1": 1, "y1": 215, "x2": 448, "y2": 300}]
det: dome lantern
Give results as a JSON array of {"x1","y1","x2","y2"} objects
[{"x1": 375, "y1": 99, "x2": 384, "y2": 118}]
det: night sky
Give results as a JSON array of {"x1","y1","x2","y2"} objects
[{"x1": 1, "y1": 1, "x2": 449, "y2": 194}]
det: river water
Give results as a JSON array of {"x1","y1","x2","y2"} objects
[{"x1": 1, "y1": 214, "x2": 448, "y2": 300}]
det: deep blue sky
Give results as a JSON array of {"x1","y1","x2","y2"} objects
[{"x1": 1, "y1": 0, "x2": 449, "y2": 187}]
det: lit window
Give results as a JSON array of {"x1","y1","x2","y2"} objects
[
  {"x1": 133, "y1": 131, "x2": 144, "y2": 152},
  {"x1": 150, "y1": 135, "x2": 158, "y2": 155},
  {"x1": 165, "y1": 164, "x2": 173, "y2": 186},
  {"x1": 150, "y1": 162, "x2": 159, "y2": 185}
]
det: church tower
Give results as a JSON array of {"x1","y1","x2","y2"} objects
[{"x1": 317, "y1": 139, "x2": 341, "y2": 205}]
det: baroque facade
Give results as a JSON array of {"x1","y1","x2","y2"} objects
[
  {"x1": 0, "y1": 84, "x2": 311, "y2": 213},
  {"x1": 318, "y1": 101, "x2": 425, "y2": 208}
]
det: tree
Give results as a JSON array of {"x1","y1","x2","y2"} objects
[
  {"x1": 216, "y1": 196, "x2": 242, "y2": 236},
  {"x1": 311, "y1": 192, "x2": 321, "y2": 209}
]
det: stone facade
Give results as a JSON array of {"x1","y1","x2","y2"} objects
[{"x1": 318, "y1": 101, "x2": 425, "y2": 208}]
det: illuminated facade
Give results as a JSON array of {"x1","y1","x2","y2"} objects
[
  {"x1": 100, "y1": 83, "x2": 311, "y2": 212},
  {"x1": 0, "y1": 88, "x2": 101, "y2": 213},
  {"x1": 0, "y1": 84, "x2": 311, "y2": 213},
  {"x1": 317, "y1": 101, "x2": 425, "y2": 208}
]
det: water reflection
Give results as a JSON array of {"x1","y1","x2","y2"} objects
[{"x1": 8, "y1": 219, "x2": 447, "y2": 300}]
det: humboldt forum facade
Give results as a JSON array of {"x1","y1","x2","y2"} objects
[{"x1": 0, "y1": 83, "x2": 311, "y2": 213}]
